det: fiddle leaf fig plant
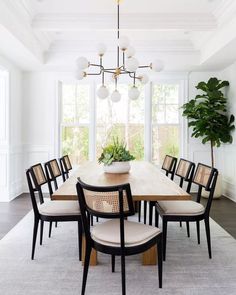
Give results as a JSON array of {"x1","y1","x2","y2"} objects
[{"x1": 182, "y1": 77, "x2": 235, "y2": 167}]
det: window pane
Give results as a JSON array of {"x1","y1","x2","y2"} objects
[
  {"x1": 96, "y1": 84, "x2": 144, "y2": 160},
  {"x1": 152, "y1": 125, "x2": 179, "y2": 165},
  {"x1": 166, "y1": 105, "x2": 179, "y2": 124},
  {"x1": 61, "y1": 126, "x2": 89, "y2": 164},
  {"x1": 62, "y1": 84, "x2": 90, "y2": 124}
]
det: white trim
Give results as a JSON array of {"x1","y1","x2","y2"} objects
[{"x1": 144, "y1": 83, "x2": 152, "y2": 161}]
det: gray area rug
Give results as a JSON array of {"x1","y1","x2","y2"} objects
[{"x1": 0, "y1": 211, "x2": 236, "y2": 295}]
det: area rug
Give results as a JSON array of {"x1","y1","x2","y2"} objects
[{"x1": 0, "y1": 211, "x2": 235, "y2": 295}]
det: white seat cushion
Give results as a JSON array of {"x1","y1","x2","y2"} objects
[
  {"x1": 39, "y1": 201, "x2": 80, "y2": 216},
  {"x1": 157, "y1": 201, "x2": 205, "y2": 216},
  {"x1": 92, "y1": 219, "x2": 161, "y2": 247}
]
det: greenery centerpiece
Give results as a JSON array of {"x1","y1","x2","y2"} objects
[
  {"x1": 98, "y1": 137, "x2": 135, "y2": 173},
  {"x1": 182, "y1": 77, "x2": 235, "y2": 168}
]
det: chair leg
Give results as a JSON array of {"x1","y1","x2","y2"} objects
[
  {"x1": 204, "y1": 218, "x2": 212, "y2": 259},
  {"x1": 138, "y1": 201, "x2": 141, "y2": 222},
  {"x1": 49, "y1": 221, "x2": 52, "y2": 238},
  {"x1": 157, "y1": 237, "x2": 163, "y2": 288},
  {"x1": 78, "y1": 221, "x2": 83, "y2": 261},
  {"x1": 112, "y1": 255, "x2": 115, "y2": 273},
  {"x1": 96, "y1": 217, "x2": 99, "y2": 223},
  {"x1": 186, "y1": 221, "x2": 190, "y2": 237},
  {"x1": 55, "y1": 222, "x2": 58, "y2": 228},
  {"x1": 180, "y1": 221, "x2": 182, "y2": 227},
  {"x1": 121, "y1": 254, "x2": 126, "y2": 295},
  {"x1": 81, "y1": 246, "x2": 91, "y2": 295},
  {"x1": 31, "y1": 217, "x2": 39, "y2": 260},
  {"x1": 144, "y1": 201, "x2": 147, "y2": 224},
  {"x1": 162, "y1": 219, "x2": 168, "y2": 261},
  {"x1": 40, "y1": 220, "x2": 44, "y2": 245},
  {"x1": 149, "y1": 202, "x2": 154, "y2": 225},
  {"x1": 196, "y1": 221, "x2": 200, "y2": 244},
  {"x1": 155, "y1": 209, "x2": 159, "y2": 228},
  {"x1": 91, "y1": 215, "x2": 94, "y2": 226}
]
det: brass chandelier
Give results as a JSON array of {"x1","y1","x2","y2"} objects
[{"x1": 75, "y1": 0, "x2": 164, "y2": 102}]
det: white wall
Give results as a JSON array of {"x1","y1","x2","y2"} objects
[
  {"x1": 218, "y1": 62, "x2": 236, "y2": 201},
  {"x1": 0, "y1": 54, "x2": 23, "y2": 201},
  {"x1": 21, "y1": 69, "x2": 236, "y2": 201}
]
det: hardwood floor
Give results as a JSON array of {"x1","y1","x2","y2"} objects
[{"x1": 0, "y1": 194, "x2": 235, "y2": 239}]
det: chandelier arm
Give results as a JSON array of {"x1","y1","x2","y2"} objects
[
  {"x1": 138, "y1": 65, "x2": 151, "y2": 69},
  {"x1": 89, "y1": 63, "x2": 104, "y2": 70},
  {"x1": 87, "y1": 73, "x2": 103, "y2": 76},
  {"x1": 122, "y1": 52, "x2": 125, "y2": 69},
  {"x1": 103, "y1": 70, "x2": 117, "y2": 74}
]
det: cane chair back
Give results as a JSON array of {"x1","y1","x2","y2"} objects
[
  {"x1": 45, "y1": 159, "x2": 62, "y2": 195},
  {"x1": 193, "y1": 163, "x2": 218, "y2": 215},
  {"x1": 175, "y1": 159, "x2": 195, "y2": 193},
  {"x1": 26, "y1": 164, "x2": 47, "y2": 215},
  {"x1": 59, "y1": 155, "x2": 72, "y2": 181},
  {"x1": 162, "y1": 155, "x2": 177, "y2": 180},
  {"x1": 76, "y1": 179, "x2": 135, "y2": 240}
]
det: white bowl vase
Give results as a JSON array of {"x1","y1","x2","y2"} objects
[{"x1": 103, "y1": 161, "x2": 131, "y2": 174}]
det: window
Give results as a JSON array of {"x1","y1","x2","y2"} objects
[
  {"x1": 60, "y1": 80, "x2": 183, "y2": 165},
  {"x1": 152, "y1": 83, "x2": 180, "y2": 165},
  {"x1": 96, "y1": 84, "x2": 145, "y2": 160},
  {"x1": 61, "y1": 83, "x2": 90, "y2": 164}
]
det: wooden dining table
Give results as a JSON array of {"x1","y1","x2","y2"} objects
[{"x1": 52, "y1": 161, "x2": 191, "y2": 265}]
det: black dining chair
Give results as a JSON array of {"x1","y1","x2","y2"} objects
[
  {"x1": 44, "y1": 159, "x2": 64, "y2": 236},
  {"x1": 174, "y1": 158, "x2": 195, "y2": 233},
  {"x1": 26, "y1": 163, "x2": 82, "y2": 260},
  {"x1": 139, "y1": 155, "x2": 178, "y2": 225},
  {"x1": 76, "y1": 178, "x2": 163, "y2": 295},
  {"x1": 59, "y1": 155, "x2": 73, "y2": 182},
  {"x1": 155, "y1": 163, "x2": 218, "y2": 260}
]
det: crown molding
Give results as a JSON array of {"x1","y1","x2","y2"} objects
[
  {"x1": 48, "y1": 39, "x2": 196, "y2": 54},
  {"x1": 32, "y1": 13, "x2": 217, "y2": 32},
  {"x1": 213, "y1": 0, "x2": 236, "y2": 26}
]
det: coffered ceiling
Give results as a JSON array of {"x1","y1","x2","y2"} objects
[{"x1": 1, "y1": 0, "x2": 236, "y2": 71}]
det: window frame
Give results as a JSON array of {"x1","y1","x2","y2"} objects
[{"x1": 57, "y1": 76, "x2": 188, "y2": 164}]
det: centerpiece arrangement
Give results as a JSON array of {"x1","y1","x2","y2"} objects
[{"x1": 98, "y1": 137, "x2": 135, "y2": 174}]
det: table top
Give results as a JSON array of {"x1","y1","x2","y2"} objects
[{"x1": 52, "y1": 161, "x2": 191, "y2": 201}]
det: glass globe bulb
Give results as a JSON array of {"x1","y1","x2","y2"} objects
[
  {"x1": 118, "y1": 36, "x2": 130, "y2": 51},
  {"x1": 110, "y1": 90, "x2": 121, "y2": 102},
  {"x1": 76, "y1": 57, "x2": 89, "y2": 70},
  {"x1": 97, "y1": 43, "x2": 107, "y2": 56},
  {"x1": 139, "y1": 74, "x2": 149, "y2": 85},
  {"x1": 126, "y1": 57, "x2": 139, "y2": 72},
  {"x1": 126, "y1": 46, "x2": 135, "y2": 58},
  {"x1": 75, "y1": 69, "x2": 85, "y2": 80},
  {"x1": 97, "y1": 85, "x2": 109, "y2": 99},
  {"x1": 151, "y1": 60, "x2": 164, "y2": 72},
  {"x1": 128, "y1": 86, "x2": 140, "y2": 100}
]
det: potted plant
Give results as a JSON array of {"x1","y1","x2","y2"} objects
[
  {"x1": 182, "y1": 77, "x2": 235, "y2": 197},
  {"x1": 98, "y1": 137, "x2": 135, "y2": 174}
]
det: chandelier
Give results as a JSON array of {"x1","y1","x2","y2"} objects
[{"x1": 75, "y1": 0, "x2": 164, "y2": 102}]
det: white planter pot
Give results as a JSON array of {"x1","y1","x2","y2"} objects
[
  {"x1": 202, "y1": 173, "x2": 222, "y2": 199},
  {"x1": 103, "y1": 161, "x2": 131, "y2": 174}
]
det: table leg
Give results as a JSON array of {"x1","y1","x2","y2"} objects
[
  {"x1": 142, "y1": 244, "x2": 157, "y2": 265},
  {"x1": 82, "y1": 235, "x2": 97, "y2": 266}
]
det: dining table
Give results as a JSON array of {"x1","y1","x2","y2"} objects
[{"x1": 52, "y1": 161, "x2": 191, "y2": 266}]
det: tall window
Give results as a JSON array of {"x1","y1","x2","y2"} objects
[
  {"x1": 152, "y1": 83, "x2": 180, "y2": 165},
  {"x1": 96, "y1": 84, "x2": 145, "y2": 160},
  {"x1": 60, "y1": 81, "x2": 182, "y2": 165},
  {"x1": 61, "y1": 83, "x2": 90, "y2": 164}
]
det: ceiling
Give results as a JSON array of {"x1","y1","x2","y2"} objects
[{"x1": 1, "y1": 0, "x2": 236, "y2": 71}]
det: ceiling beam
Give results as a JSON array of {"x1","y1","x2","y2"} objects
[{"x1": 32, "y1": 13, "x2": 217, "y2": 32}]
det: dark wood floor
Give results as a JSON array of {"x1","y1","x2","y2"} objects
[{"x1": 0, "y1": 194, "x2": 235, "y2": 239}]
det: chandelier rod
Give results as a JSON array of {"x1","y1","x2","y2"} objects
[{"x1": 117, "y1": 1, "x2": 120, "y2": 68}]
